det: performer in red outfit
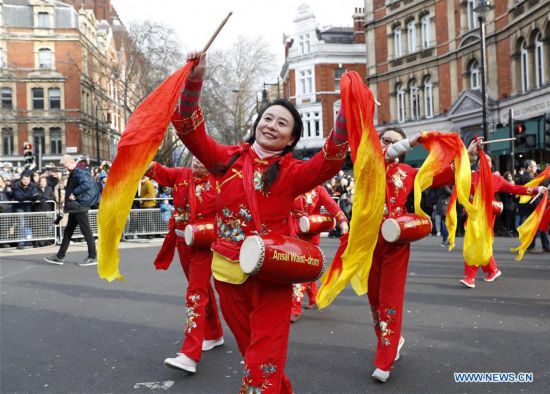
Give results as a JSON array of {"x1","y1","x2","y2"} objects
[
  {"x1": 459, "y1": 153, "x2": 544, "y2": 288},
  {"x1": 289, "y1": 185, "x2": 349, "y2": 322},
  {"x1": 367, "y1": 127, "x2": 462, "y2": 383},
  {"x1": 145, "y1": 158, "x2": 224, "y2": 373},
  {"x1": 171, "y1": 52, "x2": 349, "y2": 393}
]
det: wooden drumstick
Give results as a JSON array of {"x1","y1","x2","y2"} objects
[
  {"x1": 480, "y1": 137, "x2": 516, "y2": 145},
  {"x1": 202, "y1": 12, "x2": 233, "y2": 53}
]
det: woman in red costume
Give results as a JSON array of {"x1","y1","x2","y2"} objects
[
  {"x1": 145, "y1": 157, "x2": 224, "y2": 373},
  {"x1": 171, "y1": 52, "x2": 349, "y2": 393},
  {"x1": 290, "y1": 185, "x2": 349, "y2": 322},
  {"x1": 367, "y1": 127, "x2": 466, "y2": 383},
  {"x1": 459, "y1": 151, "x2": 546, "y2": 288}
]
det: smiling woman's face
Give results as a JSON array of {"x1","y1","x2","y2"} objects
[{"x1": 254, "y1": 105, "x2": 295, "y2": 151}]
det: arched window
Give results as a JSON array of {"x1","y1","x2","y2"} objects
[
  {"x1": 407, "y1": 21, "x2": 416, "y2": 53},
  {"x1": 421, "y1": 15, "x2": 431, "y2": 49},
  {"x1": 32, "y1": 128, "x2": 46, "y2": 156},
  {"x1": 520, "y1": 40, "x2": 529, "y2": 92},
  {"x1": 470, "y1": 60, "x2": 480, "y2": 90},
  {"x1": 423, "y1": 76, "x2": 433, "y2": 119},
  {"x1": 2, "y1": 127, "x2": 14, "y2": 156},
  {"x1": 50, "y1": 127, "x2": 62, "y2": 154},
  {"x1": 396, "y1": 83, "x2": 405, "y2": 123},
  {"x1": 535, "y1": 32, "x2": 544, "y2": 88},
  {"x1": 409, "y1": 80, "x2": 419, "y2": 121},
  {"x1": 38, "y1": 48, "x2": 52, "y2": 69},
  {"x1": 394, "y1": 27, "x2": 402, "y2": 58}
]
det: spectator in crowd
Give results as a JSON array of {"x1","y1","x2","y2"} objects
[
  {"x1": 436, "y1": 186, "x2": 452, "y2": 246},
  {"x1": 140, "y1": 176, "x2": 157, "y2": 208},
  {"x1": 499, "y1": 171, "x2": 517, "y2": 236},
  {"x1": 0, "y1": 177, "x2": 13, "y2": 212},
  {"x1": 45, "y1": 155, "x2": 100, "y2": 266},
  {"x1": 44, "y1": 166, "x2": 61, "y2": 189},
  {"x1": 34, "y1": 176, "x2": 55, "y2": 212},
  {"x1": 12, "y1": 173, "x2": 39, "y2": 249},
  {"x1": 0, "y1": 163, "x2": 13, "y2": 180},
  {"x1": 31, "y1": 171, "x2": 40, "y2": 184}
]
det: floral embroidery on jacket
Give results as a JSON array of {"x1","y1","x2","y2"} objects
[
  {"x1": 292, "y1": 283, "x2": 306, "y2": 302},
  {"x1": 252, "y1": 169, "x2": 270, "y2": 196},
  {"x1": 390, "y1": 168, "x2": 408, "y2": 196},
  {"x1": 195, "y1": 181, "x2": 211, "y2": 203},
  {"x1": 217, "y1": 205, "x2": 252, "y2": 242},
  {"x1": 173, "y1": 205, "x2": 191, "y2": 223},
  {"x1": 303, "y1": 190, "x2": 317, "y2": 209},
  {"x1": 185, "y1": 293, "x2": 201, "y2": 334}
]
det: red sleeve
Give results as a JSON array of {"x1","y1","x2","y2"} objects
[
  {"x1": 318, "y1": 186, "x2": 347, "y2": 224},
  {"x1": 493, "y1": 174, "x2": 536, "y2": 195},
  {"x1": 146, "y1": 162, "x2": 186, "y2": 187},
  {"x1": 172, "y1": 107, "x2": 232, "y2": 173},
  {"x1": 431, "y1": 165, "x2": 455, "y2": 188},
  {"x1": 288, "y1": 131, "x2": 348, "y2": 196}
]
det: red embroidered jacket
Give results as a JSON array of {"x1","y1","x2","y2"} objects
[
  {"x1": 290, "y1": 185, "x2": 348, "y2": 244},
  {"x1": 470, "y1": 171, "x2": 537, "y2": 197},
  {"x1": 384, "y1": 162, "x2": 454, "y2": 219},
  {"x1": 145, "y1": 162, "x2": 217, "y2": 269},
  {"x1": 172, "y1": 108, "x2": 348, "y2": 261}
]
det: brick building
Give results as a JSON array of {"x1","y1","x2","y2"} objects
[
  {"x1": 280, "y1": 4, "x2": 367, "y2": 159},
  {"x1": 364, "y1": 0, "x2": 550, "y2": 169},
  {"x1": 0, "y1": 0, "x2": 142, "y2": 167}
]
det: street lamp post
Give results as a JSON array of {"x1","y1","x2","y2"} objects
[{"x1": 474, "y1": 0, "x2": 492, "y2": 150}]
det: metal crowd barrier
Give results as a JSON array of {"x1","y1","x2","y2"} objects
[{"x1": 0, "y1": 200, "x2": 57, "y2": 245}]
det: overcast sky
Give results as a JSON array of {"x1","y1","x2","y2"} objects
[{"x1": 111, "y1": 0, "x2": 364, "y2": 78}]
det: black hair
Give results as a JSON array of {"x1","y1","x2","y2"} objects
[
  {"x1": 379, "y1": 127, "x2": 407, "y2": 140},
  {"x1": 214, "y1": 99, "x2": 303, "y2": 192}
]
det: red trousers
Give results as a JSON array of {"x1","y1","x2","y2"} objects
[
  {"x1": 367, "y1": 237, "x2": 410, "y2": 371},
  {"x1": 463, "y1": 256, "x2": 498, "y2": 280},
  {"x1": 176, "y1": 241, "x2": 223, "y2": 362},
  {"x1": 291, "y1": 281, "x2": 318, "y2": 315},
  {"x1": 215, "y1": 277, "x2": 293, "y2": 394}
]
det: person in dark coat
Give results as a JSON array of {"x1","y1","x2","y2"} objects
[
  {"x1": 45, "y1": 155, "x2": 99, "y2": 266},
  {"x1": 12, "y1": 173, "x2": 40, "y2": 248}
]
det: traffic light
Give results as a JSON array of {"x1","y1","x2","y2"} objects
[
  {"x1": 545, "y1": 114, "x2": 550, "y2": 149},
  {"x1": 514, "y1": 121, "x2": 526, "y2": 147},
  {"x1": 23, "y1": 142, "x2": 34, "y2": 166}
]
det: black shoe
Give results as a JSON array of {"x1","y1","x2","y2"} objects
[
  {"x1": 44, "y1": 255, "x2": 64, "y2": 265},
  {"x1": 79, "y1": 257, "x2": 97, "y2": 267}
]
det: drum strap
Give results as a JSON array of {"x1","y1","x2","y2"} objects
[
  {"x1": 242, "y1": 151, "x2": 266, "y2": 234},
  {"x1": 187, "y1": 171, "x2": 197, "y2": 221}
]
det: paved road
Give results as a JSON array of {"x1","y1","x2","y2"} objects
[{"x1": 1, "y1": 236, "x2": 549, "y2": 393}]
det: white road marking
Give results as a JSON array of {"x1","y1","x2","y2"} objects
[{"x1": 133, "y1": 381, "x2": 174, "y2": 390}]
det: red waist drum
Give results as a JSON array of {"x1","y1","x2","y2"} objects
[
  {"x1": 299, "y1": 214, "x2": 336, "y2": 235},
  {"x1": 381, "y1": 213, "x2": 432, "y2": 243},
  {"x1": 184, "y1": 221, "x2": 216, "y2": 247},
  {"x1": 492, "y1": 201, "x2": 503, "y2": 215},
  {"x1": 239, "y1": 235, "x2": 326, "y2": 284}
]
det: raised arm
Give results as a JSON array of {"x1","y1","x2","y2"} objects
[
  {"x1": 493, "y1": 174, "x2": 543, "y2": 196},
  {"x1": 171, "y1": 52, "x2": 232, "y2": 173},
  {"x1": 145, "y1": 162, "x2": 188, "y2": 188}
]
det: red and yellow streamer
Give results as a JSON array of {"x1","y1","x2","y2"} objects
[
  {"x1": 97, "y1": 61, "x2": 196, "y2": 282},
  {"x1": 518, "y1": 167, "x2": 550, "y2": 204},
  {"x1": 463, "y1": 149, "x2": 493, "y2": 266},
  {"x1": 512, "y1": 190, "x2": 548, "y2": 261},
  {"x1": 317, "y1": 71, "x2": 385, "y2": 308},
  {"x1": 413, "y1": 132, "x2": 475, "y2": 251}
]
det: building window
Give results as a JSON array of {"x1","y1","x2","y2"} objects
[
  {"x1": 301, "y1": 111, "x2": 321, "y2": 138},
  {"x1": 409, "y1": 80, "x2": 419, "y2": 121},
  {"x1": 424, "y1": 76, "x2": 433, "y2": 119},
  {"x1": 421, "y1": 15, "x2": 431, "y2": 48},
  {"x1": 0, "y1": 48, "x2": 5, "y2": 68},
  {"x1": 470, "y1": 61, "x2": 480, "y2": 90},
  {"x1": 50, "y1": 127, "x2": 62, "y2": 154},
  {"x1": 407, "y1": 21, "x2": 416, "y2": 53},
  {"x1": 334, "y1": 67, "x2": 346, "y2": 91},
  {"x1": 299, "y1": 34, "x2": 310, "y2": 55},
  {"x1": 535, "y1": 32, "x2": 544, "y2": 88},
  {"x1": 467, "y1": 0, "x2": 478, "y2": 31},
  {"x1": 1, "y1": 87, "x2": 12, "y2": 109},
  {"x1": 299, "y1": 69, "x2": 314, "y2": 94},
  {"x1": 32, "y1": 88, "x2": 44, "y2": 110},
  {"x1": 396, "y1": 83, "x2": 405, "y2": 123},
  {"x1": 49, "y1": 88, "x2": 61, "y2": 109},
  {"x1": 394, "y1": 27, "x2": 402, "y2": 58},
  {"x1": 2, "y1": 128, "x2": 14, "y2": 156},
  {"x1": 37, "y1": 12, "x2": 51, "y2": 28},
  {"x1": 520, "y1": 41, "x2": 529, "y2": 92},
  {"x1": 38, "y1": 48, "x2": 52, "y2": 69},
  {"x1": 32, "y1": 128, "x2": 46, "y2": 156}
]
